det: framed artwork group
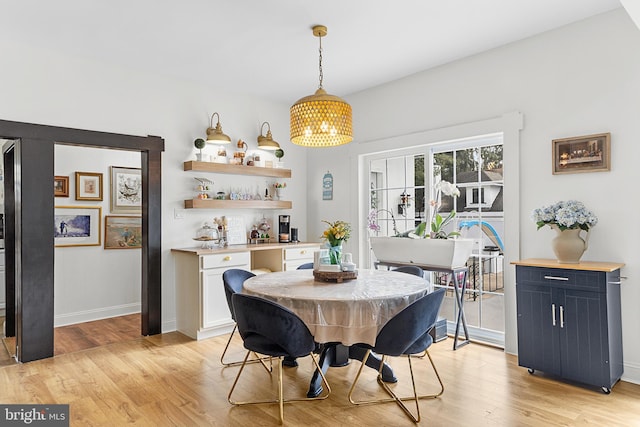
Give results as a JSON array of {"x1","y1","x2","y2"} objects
[{"x1": 54, "y1": 166, "x2": 142, "y2": 249}]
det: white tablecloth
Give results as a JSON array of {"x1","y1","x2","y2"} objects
[{"x1": 242, "y1": 269, "x2": 429, "y2": 346}]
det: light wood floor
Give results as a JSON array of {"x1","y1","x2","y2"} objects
[
  {"x1": 1, "y1": 327, "x2": 640, "y2": 426},
  {"x1": 0, "y1": 314, "x2": 141, "y2": 366}
]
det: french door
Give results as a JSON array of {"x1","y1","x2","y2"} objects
[{"x1": 365, "y1": 134, "x2": 505, "y2": 346}]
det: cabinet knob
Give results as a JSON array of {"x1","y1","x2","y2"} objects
[
  {"x1": 301, "y1": 250, "x2": 306, "y2": 255},
  {"x1": 224, "y1": 256, "x2": 231, "y2": 261}
]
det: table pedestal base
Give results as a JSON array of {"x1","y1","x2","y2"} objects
[{"x1": 307, "y1": 343, "x2": 396, "y2": 398}]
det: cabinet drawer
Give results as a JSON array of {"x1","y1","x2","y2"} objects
[
  {"x1": 516, "y1": 266, "x2": 606, "y2": 291},
  {"x1": 284, "y1": 247, "x2": 316, "y2": 261},
  {"x1": 201, "y1": 252, "x2": 251, "y2": 270}
]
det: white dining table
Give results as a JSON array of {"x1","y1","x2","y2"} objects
[
  {"x1": 242, "y1": 268, "x2": 431, "y2": 397},
  {"x1": 242, "y1": 268, "x2": 430, "y2": 346}
]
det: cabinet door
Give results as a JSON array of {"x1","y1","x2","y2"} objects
[
  {"x1": 516, "y1": 284, "x2": 561, "y2": 375},
  {"x1": 558, "y1": 288, "x2": 609, "y2": 387},
  {"x1": 201, "y1": 269, "x2": 232, "y2": 330}
]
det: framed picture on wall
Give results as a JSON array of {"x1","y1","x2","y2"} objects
[
  {"x1": 110, "y1": 166, "x2": 142, "y2": 214},
  {"x1": 552, "y1": 132, "x2": 611, "y2": 175},
  {"x1": 54, "y1": 176, "x2": 69, "y2": 197},
  {"x1": 75, "y1": 172, "x2": 103, "y2": 201},
  {"x1": 54, "y1": 206, "x2": 102, "y2": 247},
  {"x1": 104, "y1": 215, "x2": 142, "y2": 249}
]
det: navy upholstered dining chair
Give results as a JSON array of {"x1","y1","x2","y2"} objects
[
  {"x1": 296, "y1": 262, "x2": 314, "y2": 270},
  {"x1": 221, "y1": 269, "x2": 270, "y2": 370},
  {"x1": 348, "y1": 287, "x2": 446, "y2": 423},
  {"x1": 228, "y1": 293, "x2": 331, "y2": 424},
  {"x1": 392, "y1": 265, "x2": 424, "y2": 277}
]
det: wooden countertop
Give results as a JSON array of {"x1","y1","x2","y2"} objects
[
  {"x1": 171, "y1": 242, "x2": 321, "y2": 256},
  {"x1": 511, "y1": 258, "x2": 624, "y2": 272}
]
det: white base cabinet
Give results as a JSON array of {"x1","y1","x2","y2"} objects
[
  {"x1": 174, "y1": 251, "x2": 250, "y2": 340},
  {"x1": 172, "y1": 243, "x2": 320, "y2": 340}
]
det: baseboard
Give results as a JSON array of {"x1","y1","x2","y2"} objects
[
  {"x1": 162, "y1": 320, "x2": 176, "y2": 334},
  {"x1": 54, "y1": 303, "x2": 141, "y2": 327},
  {"x1": 622, "y1": 361, "x2": 640, "y2": 385}
]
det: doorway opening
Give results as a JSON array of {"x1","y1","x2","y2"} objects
[
  {"x1": 52, "y1": 145, "x2": 143, "y2": 354},
  {"x1": 0, "y1": 119, "x2": 163, "y2": 362}
]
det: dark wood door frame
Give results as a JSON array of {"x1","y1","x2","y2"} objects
[{"x1": 0, "y1": 119, "x2": 164, "y2": 362}]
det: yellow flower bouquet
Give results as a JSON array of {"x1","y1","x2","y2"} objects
[{"x1": 321, "y1": 220, "x2": 351, "y2": 264}]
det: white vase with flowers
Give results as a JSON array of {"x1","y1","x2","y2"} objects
[{"x1": 532, "y1": 200, "x2": 598, "y2": 263}]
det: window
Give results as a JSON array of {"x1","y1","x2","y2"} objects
[{"x1": 472, "y1": 188, "x2": 484, "y2": 204}]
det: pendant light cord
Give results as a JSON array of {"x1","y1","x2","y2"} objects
[{"x1": 318, "y1": 35, "x2": 324, "y2": 89}]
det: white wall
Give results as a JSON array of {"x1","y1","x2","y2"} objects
[
  {"x1": 1, "y1": 4, "x2": 638, "y2": 384},
  {"x1": 54, "y1": 146, "x2": 141, "y2": 325},
  {"x1": 306, "y1": 8, "x2": 640, "y2": 384},
  {"x1": 0, "y1": 37, "x2": 304, "y2": 333}
]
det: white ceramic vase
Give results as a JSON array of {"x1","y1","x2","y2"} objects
[{"x1": 551, "y1": 225, "x2": 589, "y2": 264}]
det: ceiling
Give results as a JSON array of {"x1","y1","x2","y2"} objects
[{"x1": 1, "y1": 0, "x2": 623, "y2": 104}]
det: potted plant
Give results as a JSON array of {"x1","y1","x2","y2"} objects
[
  {"x1": 274, "y1": 148, "x2": 284, "y2": 168},
  {"x1": 194, "y1": 138, "x2": 206, "y2": 161},
  {"x1": 273, "y1": 182, "x2": 287, "y2": 200},
  {"x1": 369, "y1": 180, "x2": 474, "y2": 269}
]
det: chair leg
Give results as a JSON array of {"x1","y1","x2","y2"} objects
[
  {"x1": 221, "y1": 324, "x2": 272, "y2": 373},
  {"x1": 278, "y1": 357, "x2": 284, "y2": 424},
  {"x1": 228, "y1": 351, "x2": 331, "y2": 424},
  {"x1": 348, "y1": 349, "x2": 443, "y2": 423}
]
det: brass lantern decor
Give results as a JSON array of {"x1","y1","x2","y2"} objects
[
  {"x1": 206, "y1": 112, "x2": 231, "y2": 144},
  {"x1": 290, "y1": 25, "x2": 353, "y2": 148},
  {"x1": 257, "y1": 121, "x2": 281, "y2": 151}
]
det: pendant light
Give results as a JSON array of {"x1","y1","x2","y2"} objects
[{"x1": 290, "y1": 25, "x2": 353, "y2": 148}]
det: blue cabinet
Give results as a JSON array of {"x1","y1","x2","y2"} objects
[{"x1": 514, "y1": 260, "x2": 624, "y2": 393}]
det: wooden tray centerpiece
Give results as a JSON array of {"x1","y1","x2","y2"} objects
[{"x1": 313, "y1": 269, "x2": 358, "y2": 283}]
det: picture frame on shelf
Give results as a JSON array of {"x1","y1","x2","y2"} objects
[
  {"x1": 75, "y1": 171, "x2": 103, "y2": 201},
  {"x1": 110, "y1": 166, "x2": 142, "y2": 213},
  {"x1": 552, "y1": 132, "x2": 611, "y2": 175},
  {"x1": 104, "y1": 215, "x2": 142, "y2": 249},
  {"x1": 54, "y1": 206, "x2": 102, "y2": 247},
  {"x1": 54, "y1": 176, "x2": 69, "y2": 197}
]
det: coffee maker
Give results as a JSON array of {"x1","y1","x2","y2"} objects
[{"x1": 278, "y1": 215, "x2": 290, "y2": 243}]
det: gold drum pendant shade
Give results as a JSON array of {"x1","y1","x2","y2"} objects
[
  {"x1": 290, "y1": 88, "x2": 353, "y2": 147},
  {"x1": 290, "y1": 25, "x2": 353, "y2": 148}
]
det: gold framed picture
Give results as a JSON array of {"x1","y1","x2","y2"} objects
[
  {"x1": 54, "y1": 206, "x2": 102, "y2": 247},
  {"x1": 552, "y1": 133, "x2": 611, "y2": 175},
  {"x1": 75, "y1": 172, "x2": 103, "y2": 201},
  {"x1": 104, "y1": 215, "x2": 142, "y2": 249}
]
